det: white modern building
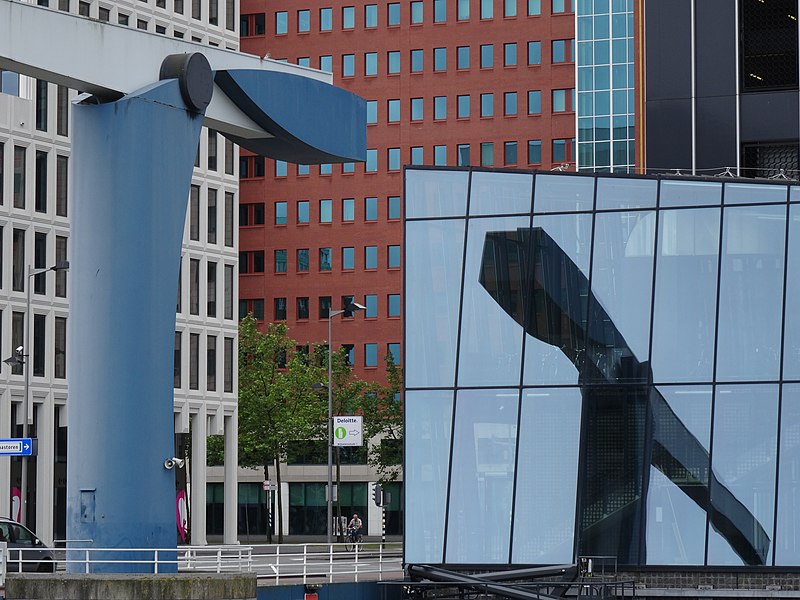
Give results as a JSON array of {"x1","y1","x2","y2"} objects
[{"x1": 0, "y1": 0, "x2": 240, "y2": 545}]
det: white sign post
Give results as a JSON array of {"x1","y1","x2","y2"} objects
[{"x1": 332, "y1": 416, "x2": 363, "y2": 447}]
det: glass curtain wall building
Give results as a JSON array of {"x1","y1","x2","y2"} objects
[
  {"x1": 404, "y1": 166, "x2": 800, "y2": 567},
  {"x1": 576, "y1": 0, "x2": 635, "y2": 172}
]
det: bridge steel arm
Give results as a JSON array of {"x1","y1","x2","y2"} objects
[{"x1": 0, "y1": 0, "x2": 327, "y2": 140}]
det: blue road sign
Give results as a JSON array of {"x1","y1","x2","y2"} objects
[{"x1": 0, "y1": 438, "x2": 34, "y2": 456}]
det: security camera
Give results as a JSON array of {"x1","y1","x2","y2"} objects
[
  {"x1": 164, "y1": 457, "x2": 185, "y2": 470},
  {"x1": 15, "y1": 346, "x2": 23, "y2": 354}
]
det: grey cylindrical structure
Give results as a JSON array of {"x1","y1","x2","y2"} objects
[{"x1": 67, "y1": 79, "x2": 205, "y2": 573}]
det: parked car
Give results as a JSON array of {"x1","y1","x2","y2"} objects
[{"x1": 0, "y1": 517, "x2": 55, "y2": 572}]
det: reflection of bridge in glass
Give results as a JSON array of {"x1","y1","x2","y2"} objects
[{"x1": 480, "y1": 228, "x2": 769, "y2": 565}]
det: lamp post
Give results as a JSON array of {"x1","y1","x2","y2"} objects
[
  {"x1": 326, "y1": 301, "x2": 366, "y2": 544},
  {"x1": 3, "y1": 261, "x2": 69, "y2": 526}
]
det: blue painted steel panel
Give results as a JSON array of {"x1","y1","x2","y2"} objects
[
  {"x1": 67, "y1": 79, "x2": 204, "y2": 573},
  {"x1": 215, "y1": 69, "x2": 366, "y2": 164}
]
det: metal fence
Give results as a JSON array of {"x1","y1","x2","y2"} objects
[{"x1": 4, "y1": 542, "x2": 403, "y2": 584}]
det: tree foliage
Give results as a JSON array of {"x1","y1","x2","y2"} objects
[
  {"x1": 209, "y1": 316, "x2": 404, "y2": 539},
  {"x1": 363, "y1": 354, "x2": 403, "y2": 483},
  {"x1": 221, "y1": 316, "x2": 326, "y2": 541},
  {"x1": 236, "y1": 316, "x2": 327, "y2": 472}
]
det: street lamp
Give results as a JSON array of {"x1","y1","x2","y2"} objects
[
  {"x1": 3, "y1": 261, "x2": 69, "y2": 526},
  {"x1": 326, "y1": 300, "x2": 366, "y2": 544}
]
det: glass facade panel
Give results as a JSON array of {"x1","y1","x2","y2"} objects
[
  {"x1": 458, "y1": 216, "x2": 528, "y2": 387},
  {"x1": 406, "y1": 220, "x2": 466, "y2": 387},
  {"x1": 596, "y1": 177, "x2": 657, "y2": 210},
  {"x1": 784, "y1": 206, "x2": 800, "y2": 379},
  {"x1": 405, "y1": 169, "x2": 469, "y2": 218},
  {"x1": 469, "y1": 171, "x2": 533, "y2": 216},
  {"x1": 776, "y1": 384, "x2": 800, "y2": 565},
  {"x1": 659, "y1": 180, "x2": 722, "y2": 208},
  {"x1": 405, "y1": 390, "x2": 454, "y2": 563},
  {"x1": 707, "y1": 384, "x2": 778, "y2": 566},
  {"x1": 445, "y1": 389, "x2": 518, "y2": 563},
  {"x1": 522, "y1": 213, "x2": 593, "y2": 386},
  {"x1": 577, "y1": 385, "x2": 647, "y2": 563},
  {"x1": 716, "y1": 205, "x2": 785, "y2": 382},
  {"x1": 533, "y1": 174, "x2": 594, "y2": 213},
  {"x1": 404, "y1": 168, "x2": 799, "y2": 568},
  {"x1": 644, "y1": 385, "x2": 712, "y2": 565},
  {"x1": 588, "y1": 210, "x2": 655, "y2": 372},
  {"x1": 651, "y1": 208, "x2": 720, "y2": 383},
  {"x1": 512, "y1": 388, "x2": 581, "y2": 563},
  {"x1": 724, "y1": 182, "x2": 787, "y2": 205}
]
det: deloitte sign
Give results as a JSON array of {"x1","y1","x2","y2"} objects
[{"x1": 333, "y1": 416, "x2": 363, "y2": 447}]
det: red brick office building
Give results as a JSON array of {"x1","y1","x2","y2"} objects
[{"x1": 237, "y1": 0, "x2": 576, "y2": 382}]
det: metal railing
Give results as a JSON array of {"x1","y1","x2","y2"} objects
[
  {"x1": 247, "y1": 542, "x2": 403, "y2": 585},
  {"x1": 4, "y1": 542, "x2": 403, "y2": 583}
]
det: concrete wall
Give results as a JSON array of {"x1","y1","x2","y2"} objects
[{"x1": 4, "y1": 573, "x2": 257, "y2": 600}]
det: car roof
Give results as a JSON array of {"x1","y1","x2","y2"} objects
[{"x1": 0, "y1": 518, "x2": 36, "y2": 531}]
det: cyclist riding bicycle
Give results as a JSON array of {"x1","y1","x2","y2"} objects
[{"x1": 347, "y1": 513, "x2": 363, "y2": 541}]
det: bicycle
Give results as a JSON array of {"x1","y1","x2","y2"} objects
[{"x1": 345, "y1": 526, "x2": 363, "y2": 552}]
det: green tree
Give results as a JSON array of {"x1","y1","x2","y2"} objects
[
  {"x1": 233, "y1": 315, "x2": 326, "y2": 542},
  {"x1": 210, "y1": 319, "x2": 403, "y2": 542},
  {"x1": 363, "y1": 354, "x2": 403, "y2": 484}
]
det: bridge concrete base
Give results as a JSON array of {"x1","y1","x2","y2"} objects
[{"x1": 3, "y1": 573, "x2": 257, "y2": 599}]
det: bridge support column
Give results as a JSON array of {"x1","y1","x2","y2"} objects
[
  {"x1": 66, "y1": 77, "x2": 207, "y2": 573},
  {"x1": 191, "y1": 408, "x2": 208, "y2": 546}
]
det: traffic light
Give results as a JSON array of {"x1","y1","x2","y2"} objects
[{"x1": 373, "y1": 484, "x2": 383, "y2": 507}]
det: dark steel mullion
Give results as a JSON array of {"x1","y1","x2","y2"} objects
[
  {"x1": 705, "y1": 187, "x2": 726, "y2": 567},
  {"x1": 507, "y1": 173, "x2": 537, "y2": 564},
  {"x1": 771, "y1": 191, "x2": 792, "y2": 566},
  {"x1": 638, "y1": 176, "x2": 664, "y2": 565},
  {"x1": 401, "y1": 167, "x2": 409, "y2": 565}
]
